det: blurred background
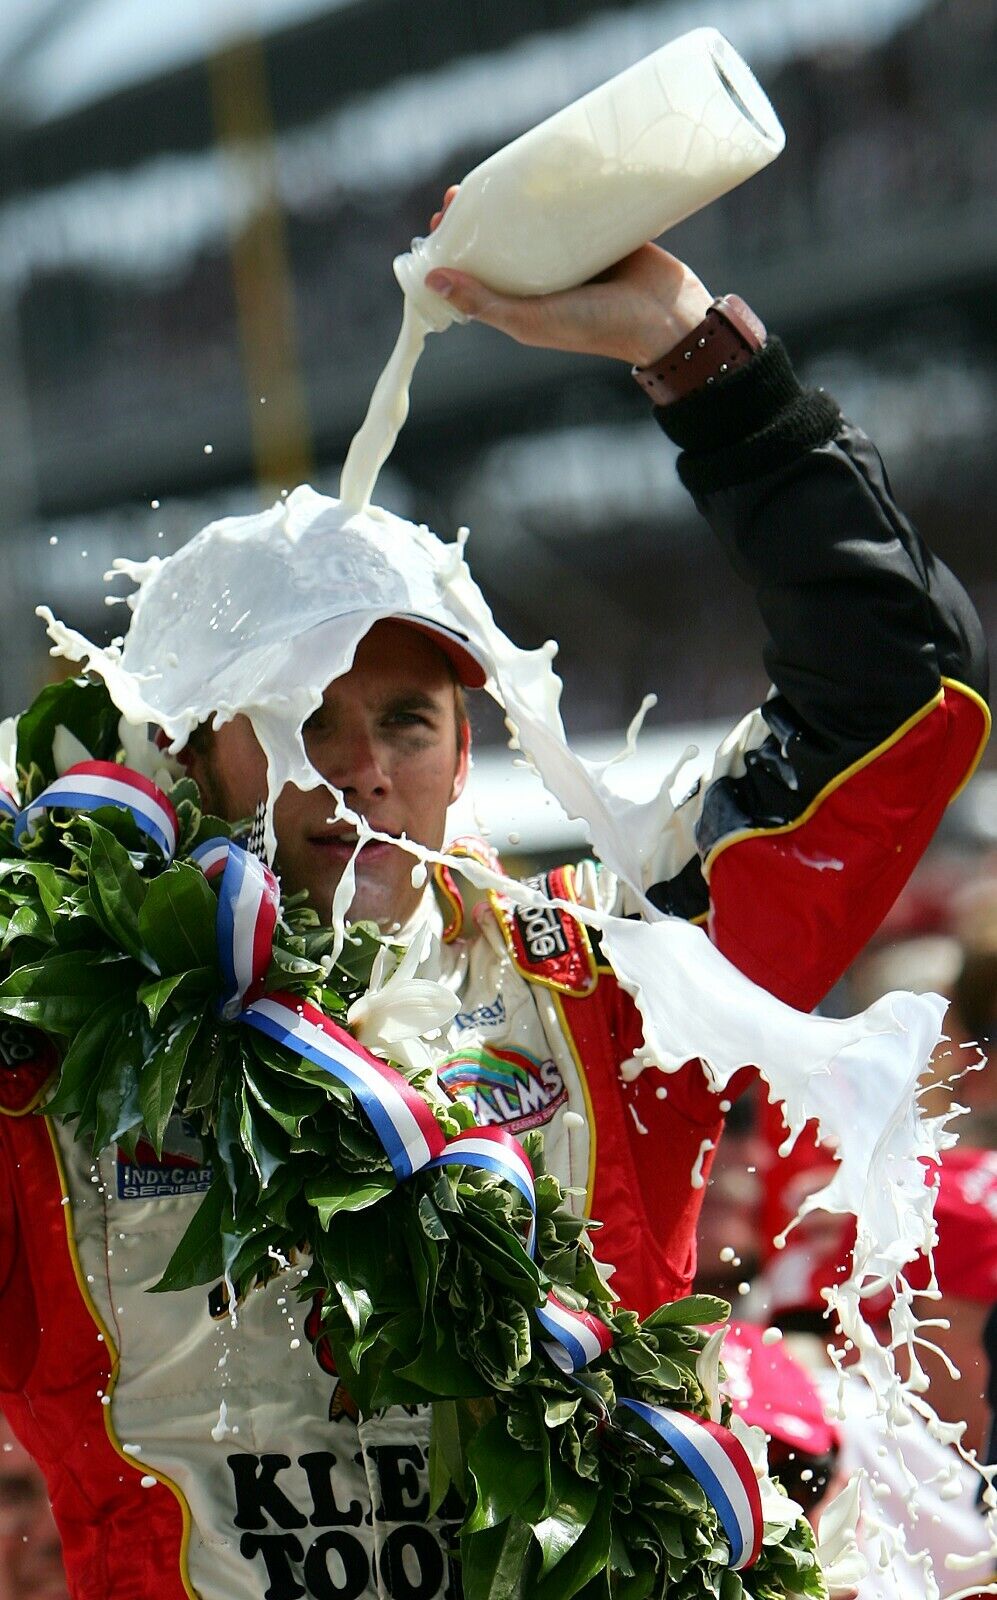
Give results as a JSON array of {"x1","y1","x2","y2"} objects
[{"x1": 0, "y1": 2, "x2": 995, "y2": 1590}]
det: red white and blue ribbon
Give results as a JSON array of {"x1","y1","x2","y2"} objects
[
  {"x1": 427, "y1": 1127, "x2": 539, "y2": 1255},
  {"x1": 242, "y1": 992, "x2": 447, "y2": 1180},
  {"x1": 6, "y1": 769, "x2": 763, "y2": 1571},
  {"x1": 617, "y1": 1400, "x2": 763, "y2": 1570},
  {"x1": 536, "y1": 1293, "x2": 615, "y2": 1374},
  {"x1": 13, "y1": 761, "x2": 177, "y2": 858},
  {"x1": 192, "y1": 838, "x2": 279, "y2": 1020}
]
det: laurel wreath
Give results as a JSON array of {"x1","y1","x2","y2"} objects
[{"x1": 0, "y1": 676, "x2": 826, "y2": 1600}]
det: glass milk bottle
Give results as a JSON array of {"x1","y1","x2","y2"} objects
[{"x1": 393, "y1": 27, "x2": 785, "y2": 332}]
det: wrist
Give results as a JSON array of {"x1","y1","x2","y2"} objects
[
  {"x1": 627, "y1": 279, "x2": 713, "y2": 369},
  {"x1": 632, "y1": 294, "x2": 767, "y2": 407}
]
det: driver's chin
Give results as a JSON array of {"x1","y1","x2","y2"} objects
[{"x1": 305, "y1": 855, "x2": 419, "y2": 933}]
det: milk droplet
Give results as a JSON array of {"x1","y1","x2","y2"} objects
[
  {"x1": 761, "y1": 1327, "x2": 782, "y2": 1345},
  {"x1": 122, "y1": 1443, "x2": 142, "y2": 1456},
  {"x1": 203, "y1": 443, "x2": 213, "y2": 455},
  {"x1": 719, "y1": 1098, "x2": 731, "y2": 1112},
  {"x1": 655, "y1": 1085, "x2": 667, "y2": 1099},
  {"x1": 690, "y1": 1137, "x2": 714, "y2": 1188},
  {"x1": 410, "y1": 861, "x2": 428, "y2": 889},
  {"x1": 140, "y1": 1475, "x2": 157, "y2": 1489},
  {"x1": 150, "y1": 499, "x2": 160, "y2": 509},
  {"x1": 211, "y1": 1401, "x2": 231, "y2": 1442},
  {"x1": 290, "y1": 1338, "x2": 301, "y2": 1350},
  {"x1": 719, "y1": 1246, "x2": 736, "y2": 1263},
  {"x1": 627, "y1": 1103, "x2": 649, "y2": 1136},
  {"x1": 737, "y1": 1281, "x2": 750, "y2": 1296},
  {"x1": 101, "y1": 1395, "x2": 111, "y2": 1406},
  {"x1": 507, "y1": 831, "x2": 521, "y2": 845},
  {"x1": 49, "y1": 535, "x2": 58, "y2": 545},
  {"x1": 562, "y1": 1110, "x2": 584, "y2": 1131}
]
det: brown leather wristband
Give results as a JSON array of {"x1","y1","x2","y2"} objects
[{"x1": 631, "y1": 294, "x2": 767, "y2": 407}]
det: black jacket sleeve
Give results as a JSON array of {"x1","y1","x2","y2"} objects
[{"x1": 650, "y1": 338, "x2": 988, "y2": 853}]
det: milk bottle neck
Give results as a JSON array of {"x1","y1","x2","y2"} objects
[{"x1": 393, "y1": 240, "x2": 467, "y2": 333}]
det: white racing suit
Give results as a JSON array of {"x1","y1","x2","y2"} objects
[{"x1": 0, "y1": 336, "x2": 988, "y2": 1598}]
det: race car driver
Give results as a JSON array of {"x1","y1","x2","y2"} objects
[{"x1": 0, "y1": 230, "x2": 988, "y2": 1600}]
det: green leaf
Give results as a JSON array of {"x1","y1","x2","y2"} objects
[
  {"x1": 304, "y1": 1170, "x2": 396, "y2": 1227},
  {"x1": 92, "y1": 1019, "x2": 145, "y2": 1152},
  {"x1": 533, "y1": 1486, "x2": 612, "y2": 1600},
  {"x1": 137, "y1": 969, "x2": 213, "y2": 1026},
  {"x1": 139, "y1": 1015, "x2": 201, "y2": 1157},
  {"x1": 461, "y1": 1516, "x2": 537, "y2": 1600},
  {"x1": 643, "y1": 1295, "x2": 730, "y2": 1329},
  {"x1": 533, "y1": 1445, "x2": 599, "y2": 1576},
  {"x1": 243, "y1": 1055, "x2": 324, "y2": 1134},
  {"x1": 0, "y1": 861, "x2": 70, "y2": 925},
  {"x1": 428, "y1": 1406, "x2": 455, "y2": 1518},
  {"x1": 325, "y1": 922, "x2": 383, "y2": 995},
  {"x1": 237, "y1": 1081, "x2": 290, "y2": 1190},
  {"x1": 151, "y1": 1177, "x2": 229, "y2": 1292},
  {"x1": 43, "y1": 997, "x2": 123, "y2": 1121},
  {"x1": 81, "y1": 819, "x2": 149, "y2": 962},
  {"x1": 429, "y1": 1397, "x2": 495, "y2": 1512},
  {"x1": 2, "y1": 901, "x2": 53, "y2": 950},
  {"x1": 15, "y1": 678, "x2": 120, "y2": 784},
  {"x1": 0, "y1": 952, "x2": 134, "y2": 1036},
  {"x1": 466, "y1": 1416, "x2": 544, "y2": 1533},
  {"x1": 138, "y1": 864, "x2": 218, "y2": 976}
]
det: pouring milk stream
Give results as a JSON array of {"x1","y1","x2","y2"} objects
[{"x1": 339, "y1": 27, "x2": 784, "y2": 510}]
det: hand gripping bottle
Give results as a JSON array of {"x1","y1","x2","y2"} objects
[{"x1": 393, "y1": 27, "x2": 785, "y2": 332}]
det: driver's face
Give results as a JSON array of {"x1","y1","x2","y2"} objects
[{"x1": 190, "y1": 620, "x2": 468, "y2": 929}]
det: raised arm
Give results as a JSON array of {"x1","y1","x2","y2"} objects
[{"x1": 425, "y1": 240, "x2": 989, "y2": 1010}]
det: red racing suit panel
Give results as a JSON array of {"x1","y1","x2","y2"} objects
[
  {"x1": 555, "y1": 977, "x2": 722, "y2": 1313},
  {"x1": 0, "y1": 1104, "x2": 191, "y2": 1600},
  {"x1": 706, "y1": 682, "x2": 988, "y2": 1013}
]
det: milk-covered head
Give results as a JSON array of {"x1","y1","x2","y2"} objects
[
  {"x1": 108, "y1": 486, "x2": 487, "y2": 740},
  {"x1": 39, "y1": 489, "x2": 503, "y2": 902}
]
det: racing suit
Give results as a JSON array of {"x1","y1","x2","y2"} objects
[{"x1": 0, "y1": 336, "x2": 988, "y2": 1599}]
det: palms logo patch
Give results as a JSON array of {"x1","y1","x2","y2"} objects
[{"x1": 437, "y1": 1043, "x2": 567, "y2": 1132}]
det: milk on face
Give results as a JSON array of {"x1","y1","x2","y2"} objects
[{"x1": 339, "y1": 27, "x2": 783, "y2": 511}]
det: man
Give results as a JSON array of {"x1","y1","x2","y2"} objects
[{"x1": 0, "y1": 231, "x2": 988, "y2": 1599}]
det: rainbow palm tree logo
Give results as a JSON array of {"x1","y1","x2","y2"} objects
[{"x1": 438, "y1": 1043, "x2": 567, "y2": 1132}]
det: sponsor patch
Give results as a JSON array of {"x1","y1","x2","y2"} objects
[
  {"x1": 438, "y1": 1043, "x2": 567, "y2": 1133},
  {"x1": 116, "y1": 1115, "x2": 213, "y2": 1199},
  {"x1": 492, "y1": 868, "x2": 598, "y2": 995},
  {"x1": 454, "y1": 995, "x2": 507, "y2": 1032}
]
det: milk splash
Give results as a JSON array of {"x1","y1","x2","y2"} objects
[{"x1": 37, "y1": 474, "x2": 994, "y2": 1588}]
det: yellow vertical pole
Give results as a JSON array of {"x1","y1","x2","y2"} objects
[{"x1": 207, "y1": 33, "x2": 313, "y2": 492}]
